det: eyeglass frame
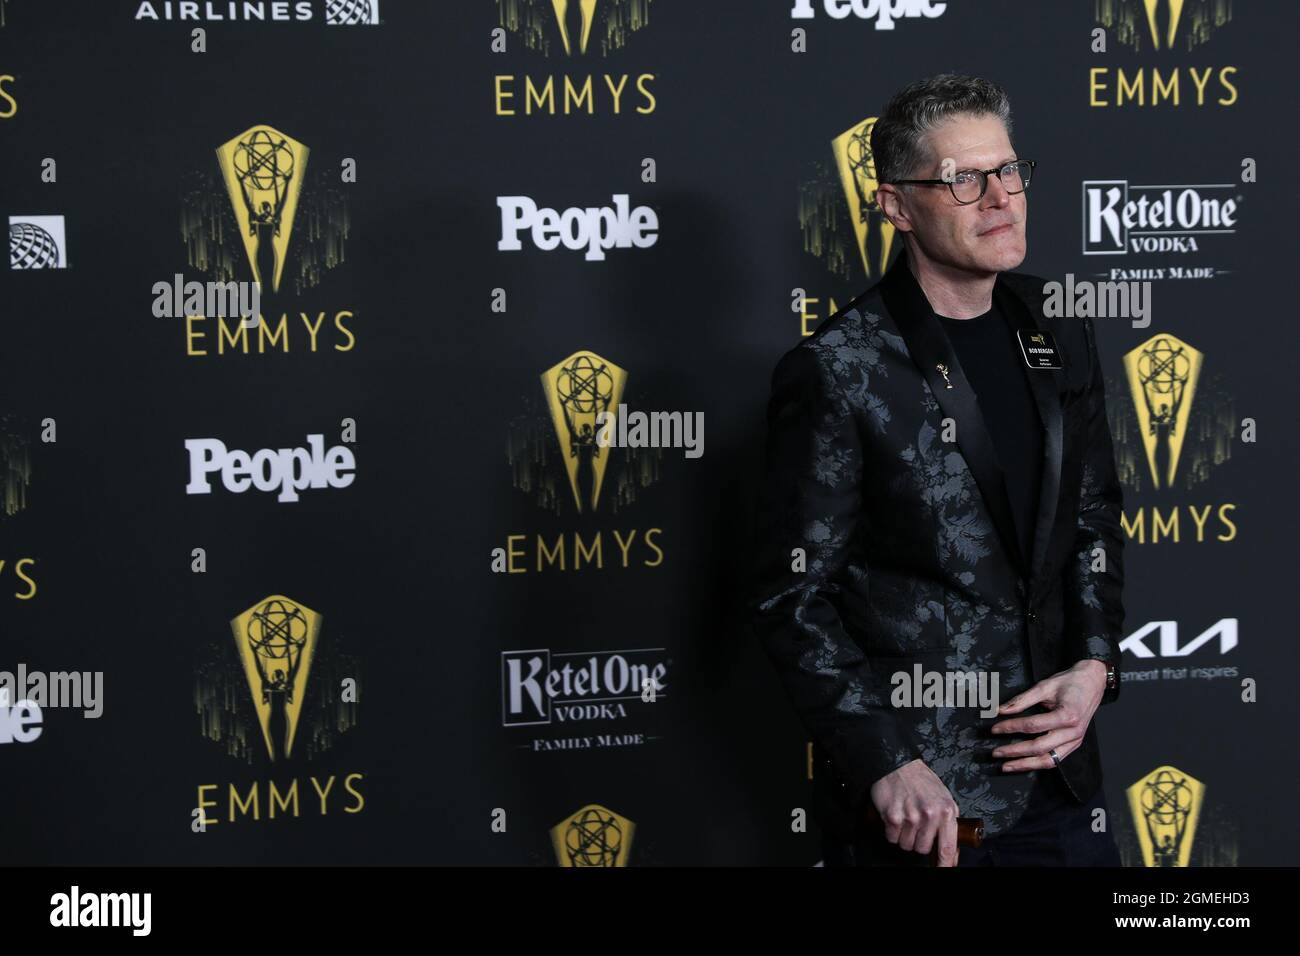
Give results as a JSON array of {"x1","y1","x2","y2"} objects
[{"x1": 891, "y1": 159, "x2": 1036, "y2": 205}]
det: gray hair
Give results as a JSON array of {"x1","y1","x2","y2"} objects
[{"x1": 870, "y1": 74, "x2": 1013, "y2": 185}]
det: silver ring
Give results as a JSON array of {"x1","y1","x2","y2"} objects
[{"x1": 1049, "y1": 749, "x2": 1061, "y2": 767}]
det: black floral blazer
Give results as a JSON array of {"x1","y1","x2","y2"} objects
[{"x1": 750, "y1": 254, "x2": 1125, "y2": 839}]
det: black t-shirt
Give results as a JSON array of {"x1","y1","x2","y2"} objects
[
  {"x1": 934, "y1": 300, "x2": 1043, "y2": 568},
  {"x1": 936, "y1": 299, "x2": 1073, "y2": 815}
]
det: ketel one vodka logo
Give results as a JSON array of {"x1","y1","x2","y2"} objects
[
  {"x1": 1082, "y1": 180, "x2": 1238, "y2": 257},
  {"x1": 232, "y1": 595, "x2": 320, "y2": 761},
  {"x1": 501, "y1": 648, "x2": 667, "y2": 727},
  {"x1": 551, "y1": 803, "x2": 635, "y2": 867},
  {"x1": 542, "y1": 350, "x2": 627, "y2": 513},
  {"x1": 216, "y1": 124, "x2": 308, "y2": 295},
  {"x1": 1123, "y1": 334, "x2": 1203, "y2": 490},
  {"x1": 1127, "y1": 764, "x2": 1205, "y2": 867}
]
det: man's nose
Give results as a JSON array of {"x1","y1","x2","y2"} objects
[{"x1": 981, "y1": 174, "x2": 1012, "y2": 209}]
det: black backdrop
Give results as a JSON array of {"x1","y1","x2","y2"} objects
[{"x1": 1, "y1": 0, "x2": 1296, "y2": 866}]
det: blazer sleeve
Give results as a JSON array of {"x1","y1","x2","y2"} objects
[
  {"x1": 749, "y1": 344, "x2": 922, "y2": 810},
  {"x1": 1060, "y1": 313, "x2": 1126, "y2": 705}
]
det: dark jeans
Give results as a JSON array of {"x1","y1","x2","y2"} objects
[{"x1": 822, "y1": 774, "x2": 1122, "y2": 867}]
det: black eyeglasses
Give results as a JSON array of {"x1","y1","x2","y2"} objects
[{"x1": 893, "y1": 159, "x2": 1036, "y2": 205}]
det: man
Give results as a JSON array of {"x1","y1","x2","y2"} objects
[{"x1": 750, "y1": 74, "x2": 1125, "y2": 866}]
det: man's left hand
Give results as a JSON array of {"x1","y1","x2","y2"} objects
[{"x1": 989, "y1": 659, "x2": 1108, "y2": 771}]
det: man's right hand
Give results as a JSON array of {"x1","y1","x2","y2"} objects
[{"x1": 869, "y1": 758, "x2": 961, "y2": 866}]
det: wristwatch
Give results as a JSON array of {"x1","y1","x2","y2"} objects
[{"x1": 1104, "y1": 661, "x2": 1117, "y2": 692}]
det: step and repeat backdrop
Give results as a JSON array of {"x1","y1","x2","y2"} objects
[{"x1": 1, "y1": 0, "x2": 1296, "y2": 866}]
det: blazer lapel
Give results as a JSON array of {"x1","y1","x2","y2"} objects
[
  {"x1": 879, "y1": 258, "x2": 1029, "y2": 578},
  {"x1": 992, "y1": 276, "x2": 1064, "y2": 588}
]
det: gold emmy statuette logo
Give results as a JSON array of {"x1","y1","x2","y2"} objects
[
  {"x1": 231, "y1": 595, "x2": 321, "y2": 761},
  {"x1": 498, "y1": 0, "x2": 646, "y2": 59},
  {"x1": 552, "y1": 0, "x2": 598, "y2": 55},
  {"x1": 216, "y1": 124, "x2": 309, "y2": 294},
  {"x1": 832, "y1": 117, "x2": 895, "y2": 279},
  {"x1": 1144, "y1": 0, "x2": 1187, "y2": 49},
  {"x1": 1123, "y1": 333, "x2": 1203, "y2": 489},
  {"x1": 541, "y1": 349, "x2": 627, "y2": 513},
  {"x1": 1099, "y1": 0, "x2": 1230, "y2": 52},
  {"x1": 1128, "y1": 764, "x2": 1205, "y2": 866},
  {"x1": 551, "y1": 803, "x2": 635, "y2": 867},
  {"x1": 1, "y1": 418, "x2": 32, "y2": 519}
]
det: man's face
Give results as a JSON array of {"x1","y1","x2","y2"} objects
[{"x1": 883, "y1": 112, "x2": 1027, "y2": 275}]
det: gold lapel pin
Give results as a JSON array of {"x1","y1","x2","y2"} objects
[{"x1": 936, "y1": 363, "x2": 953, "y2": 388}]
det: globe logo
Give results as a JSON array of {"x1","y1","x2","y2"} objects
[
  {"x1": 233, "y1": 129, "x2": 296, "y2": 198},
  {"x1": 845, "y1": 117, "x2": 880, "y2": 218},
  {"x1": 556, "y1": 353, "x2": 615, "y2": 422},
  {"x1": 561, "y1": 807, "x2": 630, "y2": 867},
  {"x1": 324, "y1": 0, "x2": 378, "y2": 25},
  {"x1": 9, "y1": 221, "x2": 61, "y2": 269},
  {"x1": 246, "y1": 598, "x2": 309, "y2": 687}
]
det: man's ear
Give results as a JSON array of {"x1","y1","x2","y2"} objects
[{"x1": 875, "y1": 184, "x2": 912, "y2": 234}]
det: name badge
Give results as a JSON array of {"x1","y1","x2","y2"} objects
[{"x1": 1017, "y1": 329, "x2": 1062, "y2": 369}]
